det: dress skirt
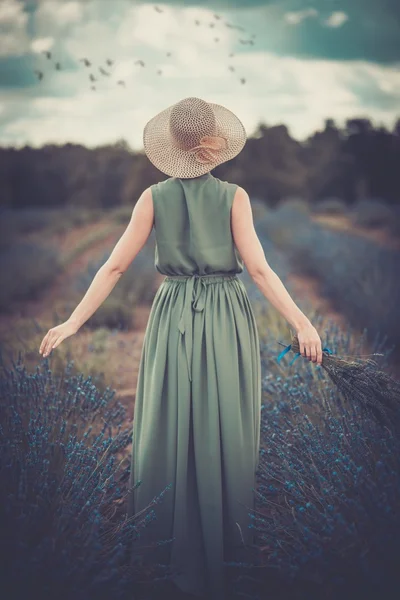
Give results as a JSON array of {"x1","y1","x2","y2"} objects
[{"x1": 127, "y1": 273, "x2": 261, "y2": 599}]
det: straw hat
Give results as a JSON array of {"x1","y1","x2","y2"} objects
[{"x1": 143, "y1": 96, "x2": 247, "y2": 179}]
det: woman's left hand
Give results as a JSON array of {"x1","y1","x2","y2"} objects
[{"x1": 39, "y1": 320, "x2": 79, "y2": 357}]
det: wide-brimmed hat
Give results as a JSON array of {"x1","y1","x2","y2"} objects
[{"x1": 143, "y1": 96, "x2": 247, "y2": 179}]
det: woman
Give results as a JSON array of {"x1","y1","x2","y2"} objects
[{"x1": 39, "y1": 97, "x2": 323, "y2": 599}]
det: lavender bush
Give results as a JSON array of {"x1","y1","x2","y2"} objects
[
  {"x1": 312, "y1": 197, "x2": 348, "y2": 215},
  {"x1": 243, "y1": 330, "x2": 400, "y2": 600},
  {"x1": 0, "y1": 241, "x2": 62, "y2": 312},
  {"x1": 0, "y1": 353, "x2": 174, "y2": 600},
  {"x1": 350, "y1": 198, "x2": 395, "y2": 229},
  {"x1": 0, "y1": 206, "x2": 104, "y2": 246}
]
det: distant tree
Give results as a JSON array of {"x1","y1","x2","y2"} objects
[
  {"x1": 113, "y1": 138, "x2": 132, "y2": 152},
  {"x1": 324, "y1": 118, "x2": 337, "y2": 130},
  {"x1": 345, "y1": 118, "x2": 373, "y2": 136}
]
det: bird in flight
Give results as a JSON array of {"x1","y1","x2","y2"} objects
[
  {"x1": 106, "y1": 58, "x2": 114, "y2": 66},
  {"x1": 194, "y1": 19, "x2": 200, "y2": 25},
  {"x1": 55, "y1": 62, "x2": 61, "y2": 70},
  {"x1": 117, "y1": 80, "x2": 126, "y2": 87},
  {"x1": 99, "y1": 67, "x2": 110, "y2": 76},
  {"x1": 80, "y1": 58, "x2": 91, "y2": 67},
  {"x1": 41, "y1": 50, "x2": 51, "y2": 59},
  {"x1": 240, "y1": 77, "x2": 246, "y2": 85},
  {"x1": 213, "y1": 14, "x2": 221, "y2": 20},
  {"x1": 209, "y1": 22, "x2": 215, "y2": 28},
  {"x1": 34, "y1": 69, "x2": 43, "y2": 80},
  {"x1": 239, "y1": 39, "x2": 254, "y2": 45},
  {"x1": 134, "y1": 60, "x2": 145, "y2": 66},
  {"x1": 225, "y1": 23, "x2": 246, "y2": 32},
  {"x1": 154, "y1": 5, "x2": 163, "y2": 12},
  {"x1": 166, "y1": 52, "x2": 172, "y2": 57},
  {"x1": 228, "y1": 66, "x2": 235, "y2": 72},
  {"x1": 89, "y1": 74, "x2": 97, "y2": 82}
]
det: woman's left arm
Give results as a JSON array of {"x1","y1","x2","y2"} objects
[{"x1": 39, "y1": 187, "x2": 154, "y2": 357}]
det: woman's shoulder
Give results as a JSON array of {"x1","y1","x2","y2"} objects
[
  {"x1": 211, "y1": 175, "x2": 235, "y2": 186},
  {"x1": 150, "y1": 177, "x2": 175, "y2": 194},
  {"x1": 212, "y1": 176, "x2": 242, "y2": 193}
]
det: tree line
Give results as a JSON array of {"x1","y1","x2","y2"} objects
[{"x1": 1, "y1": 116, "x2": 399, "y2": 210}]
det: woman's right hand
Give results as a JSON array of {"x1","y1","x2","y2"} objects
[
  {"x1": 296, "y1": 322, "x2": 323, "y2": 365},
  {"x1": 39, "y1": 320, "x2": 79, "y2": 358}
]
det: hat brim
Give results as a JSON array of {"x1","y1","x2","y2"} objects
[{"x1": 143, "y1": 101, "x2": 247, "y2": 179}]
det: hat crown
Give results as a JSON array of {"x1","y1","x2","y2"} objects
[{"x1": 169, "y1": 97, "x2": 217, "y2": 151}]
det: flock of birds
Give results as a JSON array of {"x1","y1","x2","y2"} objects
[{"x1": 33, "y1": 6, "x2": 257, "y2": 90}]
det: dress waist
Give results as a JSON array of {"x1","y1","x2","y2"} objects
[
  {"x1": 164, "y1": 273, "x2": 239, "y2": 283},
  {"x1": 162, "y1": 273, "x2": 239, "y2": 382}
]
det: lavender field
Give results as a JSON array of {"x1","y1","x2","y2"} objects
[{"x1": 1, "y1": 198, "x2": 400, "y2": 600}]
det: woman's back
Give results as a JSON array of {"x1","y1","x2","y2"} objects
[
  {"x1": 128, "y1": 169, "x2": 261, "y2": 600},
  {"x1": 151, "y1": 171, "x2": 244, "y2": 276}
]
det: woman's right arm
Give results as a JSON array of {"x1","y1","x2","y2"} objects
[{"x1": 231, "y1": 186, "x2": 323, "y2": 365}]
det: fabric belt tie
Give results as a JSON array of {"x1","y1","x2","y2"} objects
[
  {"x1": 165, "y1": 273, "x2": 236, "y2": 382},
  {"x1": 177, "y1": 274, "x2": 208, "y2": 382}
]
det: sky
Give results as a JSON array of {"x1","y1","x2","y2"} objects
[{"x1": 0, "y1": 0, "x2": 399, "y2": 149}]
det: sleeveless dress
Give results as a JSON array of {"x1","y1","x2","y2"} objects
[{"x1": 127, "y1": 171, "x2": 261, "y2": 599}]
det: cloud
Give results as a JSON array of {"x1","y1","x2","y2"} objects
[
  {"x1": 0, "y1": 0, "x2": 26, "y2": 25},
  {"x1": 34, "y1": 0, "x2": 84, "y2": 29},
  {"x1": 284, "y1": 8, "x2": 318, "y2": 26},
  {"x1": 0, "y1": 0, "x2": 30, "y2": 57},
  {"x1": 31, "y1": 37, "x2": 54, "y2": 53},
  {"x1": 0, "y1": 0, "x2": 399, "y2": 149},
  {"x1": 2, "y1": 48, "x2": 399, "y2": 148},
  {"x1": 322, "y1": 11, "x2": 349, "y2": 28},
  {"x1": 284, "y1": 8, "x2": 349, "y2": 31},
  {"x1": 343, "y1": 61, "x2": 400, "y2": 111}
]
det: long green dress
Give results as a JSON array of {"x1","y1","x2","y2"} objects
[{"x1": 127, "y1": 171, "x2": 261, "y2": 599}]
